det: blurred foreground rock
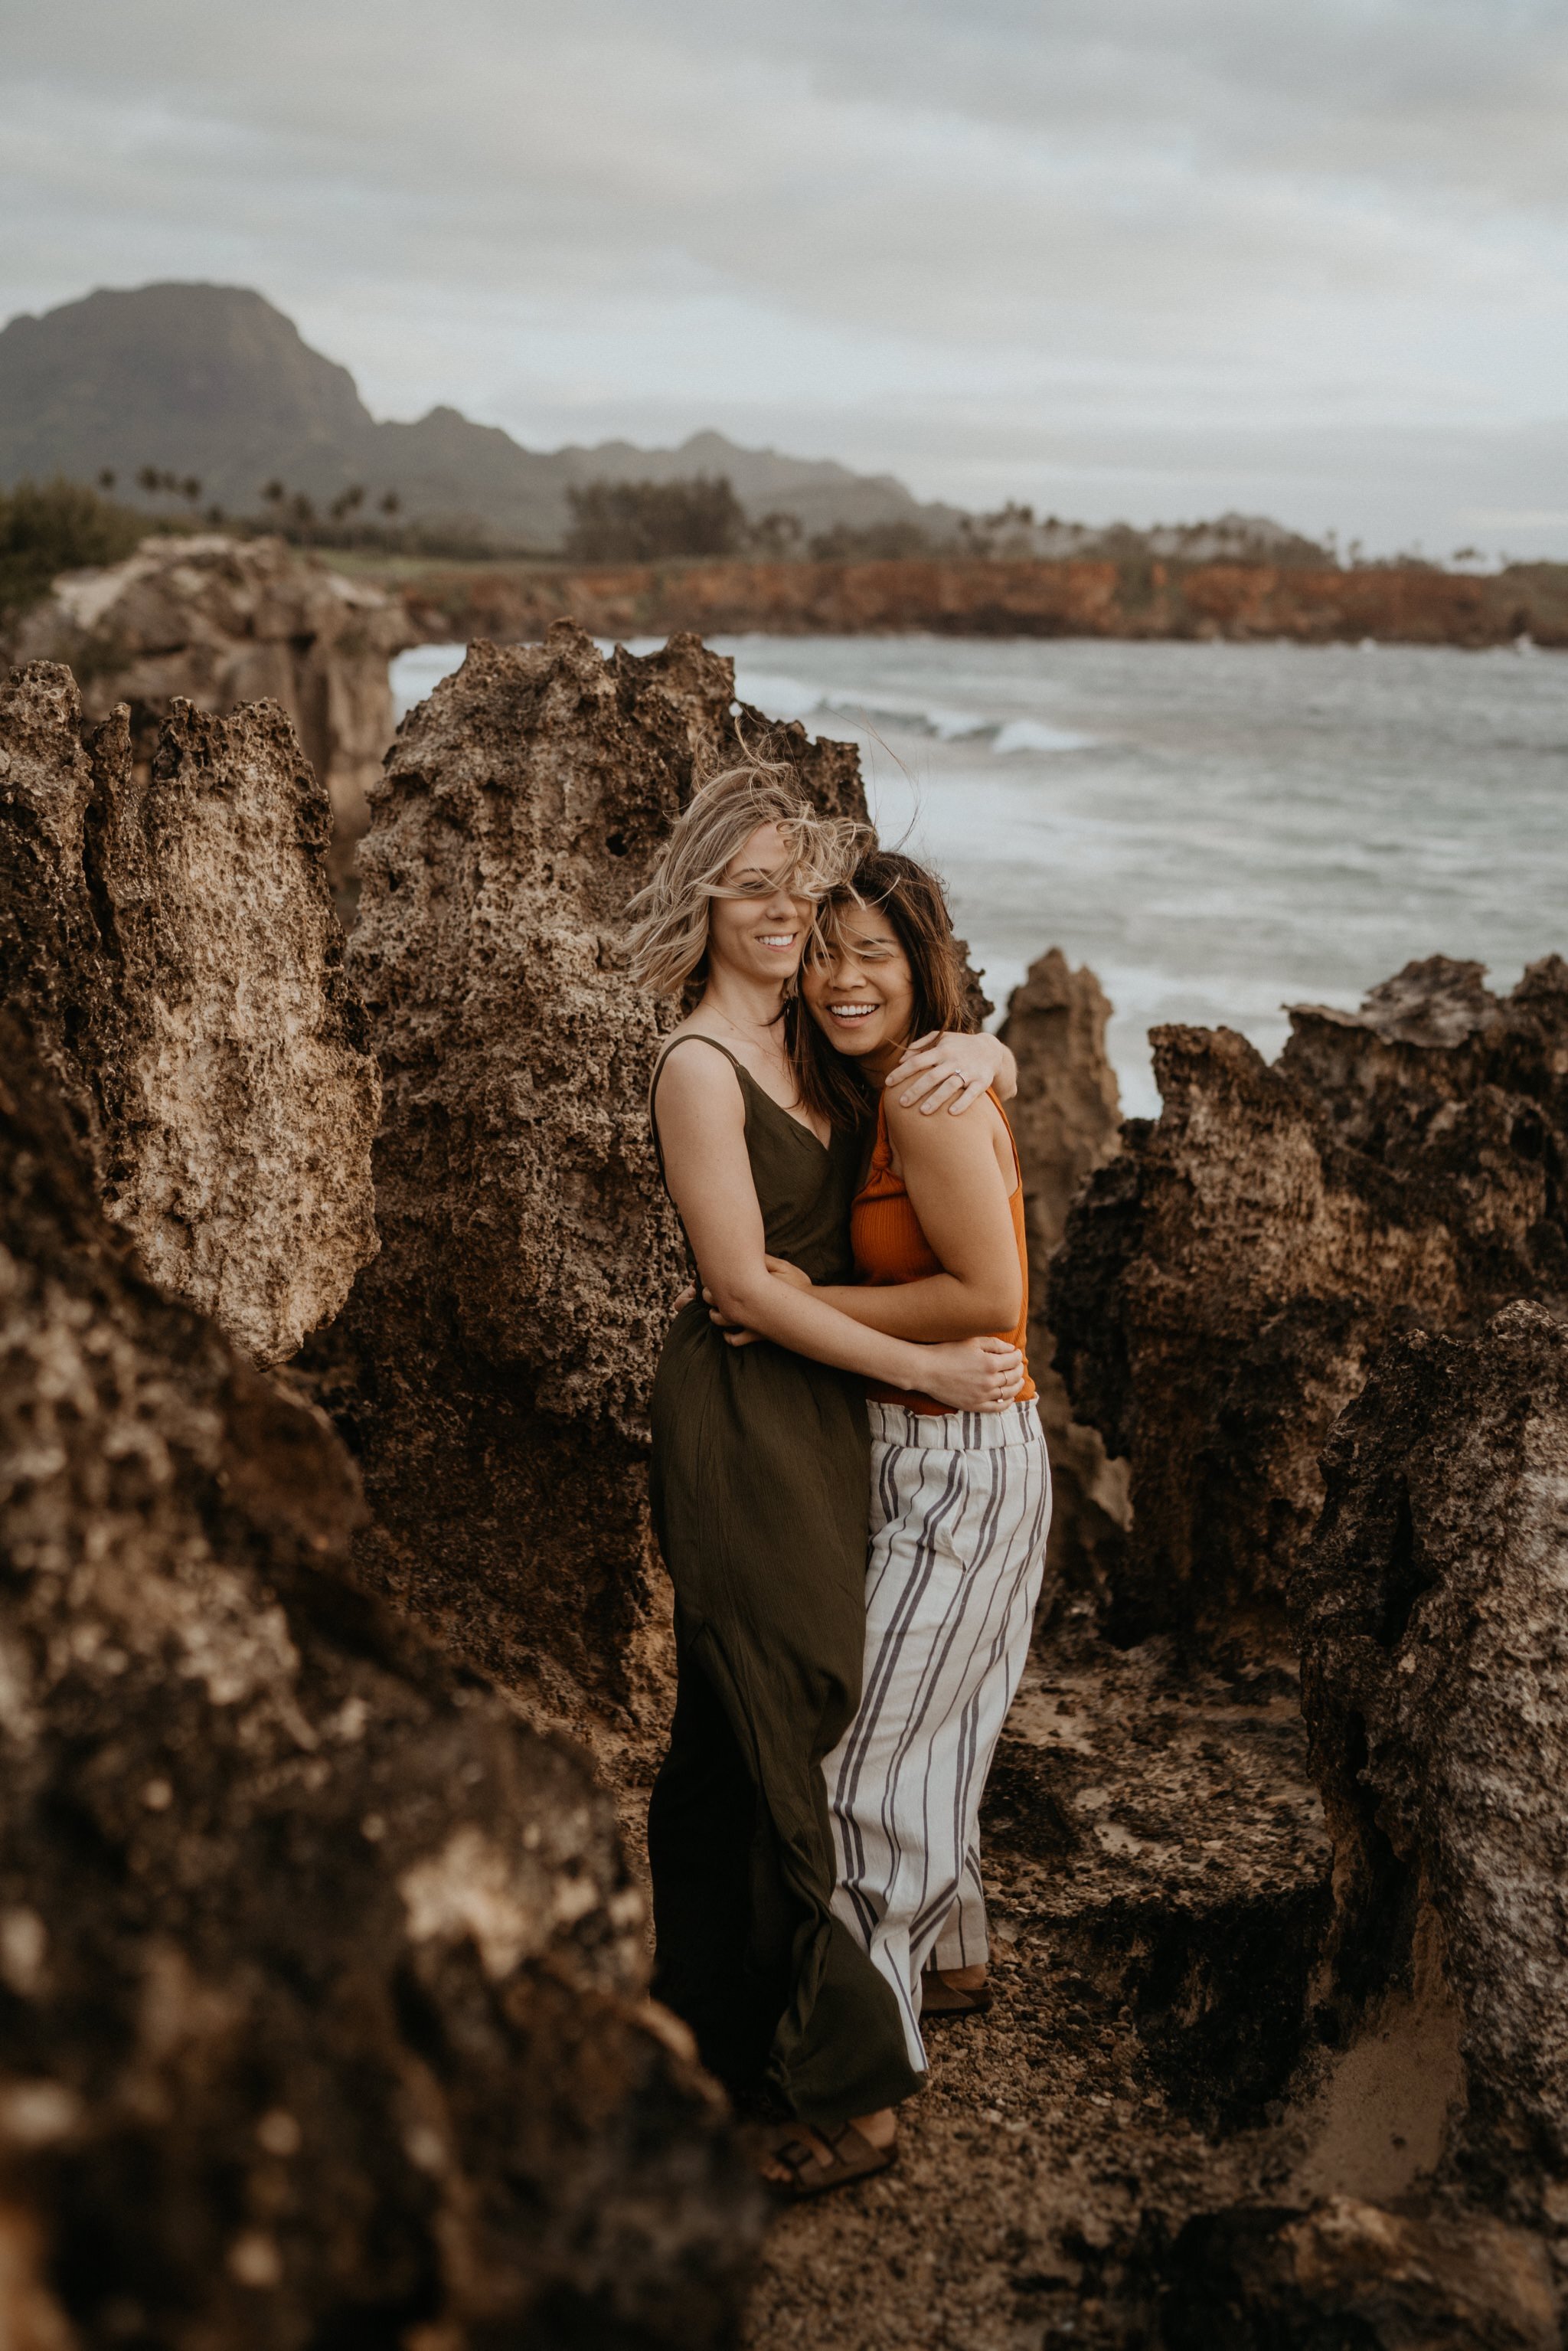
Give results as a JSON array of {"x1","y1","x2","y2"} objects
[
  {"x1": 1298, "y1": 1303, "x2": 1568, "y2": 2230},
  {"x1": 0, "y1": 660, "x2": 378, "y2": 1365},
  {"x1": 0, "y1": 1007, "x2": 760, "y2": 2349},
  {"x1": 1051, "y1": 956, "x2": 1568, "y2": 1655},
  {"x1": 1000, "y1": 947, "x2": 1130, "y2": 1605},
  {"x1": 2, "y1": 535, "x2": 413, "y2": 879},
  {"x1": 324, "y1": 624, "x2": 867, "y2": 1742}
]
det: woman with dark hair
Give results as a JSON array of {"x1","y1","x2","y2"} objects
[
  {"x1": 721, "y1": 849, "x2": 1050, "y2": 2105},
  {"x1": 629, "y1": 773, "x2": 1024, "y2": 2199}
]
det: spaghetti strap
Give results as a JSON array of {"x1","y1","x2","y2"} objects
[
  {"x1": 648, "y1": 1032, "x2": 746, "y2": 1184},
  {"x1": 650, "y1": 1030, "x2": 744, "y2": 1096}
]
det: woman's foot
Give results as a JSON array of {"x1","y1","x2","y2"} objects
[
  {"x1": 753, "y1": 2107, "x2": 897, "y2": 2198},
  {"x1": 920, "y1": 1963, "x2": 991, "y2": 2017}
]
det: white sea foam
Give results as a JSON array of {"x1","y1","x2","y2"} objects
[
  {"x1": 728, "y1": 659, "x2": 989, "y2": 744},
  {"x1": 991, "y1": 718, "x2": 1098, "y2": 756},
  {"x1": 390, "y1": 642, "x2": 467, "y2": 718}
]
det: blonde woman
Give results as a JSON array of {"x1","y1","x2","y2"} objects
[{"x1": 629, "y1": 760, "x2": 1021, "y2": 2196}]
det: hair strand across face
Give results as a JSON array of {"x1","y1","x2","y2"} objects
[
  {"x1": 791, "y1": 849, "x2": 972, "y2": 1129},
  {"x1": 626, "y1": 755, "x2": 871, "y2": 999}
]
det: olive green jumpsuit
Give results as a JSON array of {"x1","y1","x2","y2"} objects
[{"x1": 647, "y1": 1035, "x2": 920, "y2": 2125}]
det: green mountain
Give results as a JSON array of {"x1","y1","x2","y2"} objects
[{"x1": 0, "y1": 282, "x2": 958, "y2": 551}]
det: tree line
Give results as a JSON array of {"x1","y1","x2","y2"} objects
[
  {"x1": 561, "y1": 475, "x2": 941, "y2": 563},
  {"x1": 6, "y1": 469, "x2": 1491, "y2": 623}
]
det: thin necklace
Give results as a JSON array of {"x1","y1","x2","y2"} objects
[
  {"x1": 707, "y1": 1001, "x2": 801, "y2": 1100},
  {"x1": 710, "y1": 1002, "x2": 786, "y2": 1060}
]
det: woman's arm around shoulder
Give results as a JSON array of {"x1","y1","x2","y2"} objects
[
  {"x1": 654, "y1": 1039, "x2": 1022, "y2": 1406},
  {"x1": 886, "y1": 1028, "x2": 1018, "y2": 1113}
]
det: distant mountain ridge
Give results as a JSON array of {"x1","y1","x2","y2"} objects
[{"x1": 0, "y1": 282, "x2": 964, "y2": 551}]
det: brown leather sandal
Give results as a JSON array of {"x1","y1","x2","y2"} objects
[
  {"x1": 752, "y1": 2119, "x2": 896, "y2": 2199},
  {"x1": 920, "y1": 1968, "x2": 993, "y2": 2018}
]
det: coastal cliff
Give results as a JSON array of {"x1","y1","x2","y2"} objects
[{"x1": 390, "y1": 551, "x2": 1568, "y2": 648}]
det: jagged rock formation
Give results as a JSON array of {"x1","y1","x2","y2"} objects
[
  {"x1": 329, "y1": 624, "x2": 867, "y2": 1737},
  {"x1": 2, "y1": 534, "x2": 413, "y2": 868},
  {"x1": 1297, "y1": 1303, "x2": 1568, "y2": 2232},
  {"x1": 0, "y1": 660, "x2": 378, "y2": 1365},
  {"x1": 1050, "y1": 956, "x2": 1568, "y2": 1653},
  {"x1": 998, "y1": 948, "x2": 1129, "y2": 1601},
  {"x1": 0, "y1": 1005, "x2": 762, "y2": 2351}
]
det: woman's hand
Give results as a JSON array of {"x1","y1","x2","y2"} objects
[
  {"x1": 887, "y1": 1030, "x2": 1018, "y2": 1116},
  {"x1": 702, "y1": 1256, "x2": 810, "y2": 1346},
  {"x1": 915, "y1": 1335, "x2": 1025, "y2": 1411}
]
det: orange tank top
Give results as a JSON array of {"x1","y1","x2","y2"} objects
[{"x1": 850, "y1": 1086, "x2": 1036, "y2": 1414}]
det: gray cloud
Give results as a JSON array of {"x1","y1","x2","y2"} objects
[{"x1": 4, "y1": 0, "x2": 1566, "y2": 548}]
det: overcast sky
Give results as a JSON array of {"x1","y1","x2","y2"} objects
[{"x1": 5, "y1": 0, "x2": 1567, "y2": 551}]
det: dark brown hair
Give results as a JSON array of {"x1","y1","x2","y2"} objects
[{"x1": 791, "y1": 849, "x2": 973, "y2": 1130}]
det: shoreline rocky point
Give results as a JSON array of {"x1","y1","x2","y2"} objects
[{"x1": 1, "y1": 564, "x2": 1566, "y2": 2349}]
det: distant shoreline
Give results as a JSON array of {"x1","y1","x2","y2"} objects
[{"x1": 340, "y1": 549, "x2": 1568, "y2": 651}]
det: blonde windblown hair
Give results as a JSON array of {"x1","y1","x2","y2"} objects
[{"x1": 626, "y1": 756, "x2": 871, "y2": 997}]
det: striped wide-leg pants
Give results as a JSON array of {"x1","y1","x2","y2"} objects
[{"x1": 824, "y1": 1399, "x2": 1051, "y2": 2075}]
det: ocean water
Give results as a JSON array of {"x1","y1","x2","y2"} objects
[{"x1": 390, "y1": 635, "x2": 1568, "y2": 1118}]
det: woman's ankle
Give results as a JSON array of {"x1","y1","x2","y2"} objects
[
  {"x1": 851, "y1": 2107, "x2": 897, "y2": 2150},
  {"x1": 927, "y1": 1960, "x2": 988, "y2": 1990}
]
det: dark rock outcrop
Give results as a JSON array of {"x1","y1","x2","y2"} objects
[
  {"x1": 0, "y1": 1006, "x2": 761, "y2": 2349},
  {"x1": 1154, "y1": 2197, "x2": 1557, "y2": 2350},
  {"x1": 2, "y1": 534, "x2": 413, "y2": 871},
  {"x1": 1296, "y1": 1302, "x2": 1568, "y2": 2232},
  {"x1": 0, "y1": 661, "x2": 379, "y2": 1366},
  {"x1": 1050, "y1": 956, "x2": 1568, "y2": 1653},
  {"x1": 999, "y1": 948, "x2": 1129, "y2": 1603},
  {"x1": 329, "y1": 624, "x2": 867, "y2": 1739}
]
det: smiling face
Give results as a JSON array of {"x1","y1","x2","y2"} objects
[
  {"x1": 802, "y1": 898, "x2": 916, "y2": 1070},
  {"x1": 704, "y1": 820, "x2": 817, "y2": 986}
]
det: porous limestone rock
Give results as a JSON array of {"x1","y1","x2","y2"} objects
[
  {"x1": 1296, "y1": 1303, "x2": 1568, "y2": 2226},
  {"x1": 331, "y1": 624, "x2": 867, "y2": 1732},
  {"x1": 3, "y1": 534, "x2": 414, "y2": 870},
  {"x1": 0, "y1": 659, "x2": 378, "y2": 1365},
  {"x1": 1050, "y1": 956, "x2": 1568, "y2": 1652},
  {"x1": 999, "y1": 948, "x2": 1130, "y2": 1604},
  {"x1": 0, "y1": 1005, "x2": 761, "y2": 2349}
]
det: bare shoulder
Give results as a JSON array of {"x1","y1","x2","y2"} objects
[
  {"x1": 886, "y1": 1084, "x2": 1004, "y2": 1166},
  {"x1": 652, "y1": 1032, "x2": 746, "y2": 1128}
]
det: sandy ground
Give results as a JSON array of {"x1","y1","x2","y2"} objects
[{"x1": 616, "y1": 1604, "x2": 1465, "y2": 2344}]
